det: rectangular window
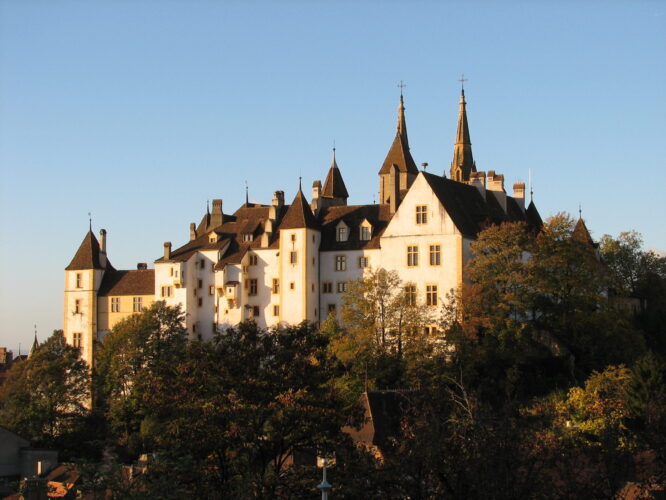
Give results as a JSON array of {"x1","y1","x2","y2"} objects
[
  {"x1": 133, "y1": 297, "x2": 143, "y2": 312},
  {"x1": 290, "y1": 251, "x2": 298, "y2": 264},
  {"x1": 426, "y1": 284, "x2": 438, "y2": 306},
  {"x1": 358, "y1": 256, "x2": 369, "y2": 268},
  {"x1": 209, "y1": 285, "x2": 215, "y2": 296},
  {"x1": 327, "y1": 304, "x2": 336, "y2": 313},
  {"x1": 76, "y1": 273, "x2": 82, "y2": 288},
  {"x1": 198, "y1": 297, "x2": 203, "y2": 307},
  {"x1": 416, "y1": 205, "x2": 428, "y2": 225},
  {"x1": 273, "y1": 305, "x2": 280, "y2": 316},
  {"x1": 405, "y1": 285, "x2": 417, "y2": 306},
  {"x1": 249, "y1": 254, "x2": 258, "y2": 266},
  {"x1": 252, "y1": 305, "x2": 260, "y2": 317},
  {"x1": 200, "y1": 259, "x2": 205, "y2": 269},
  {"x1": 74, "y1": 299, "x2": 81, "y2": 314},
  {"x1": 198, "y1": 279, "x2": 203, "y2": 289},
  {"x1": 272, "y1": 279, "x2": 280, "y2": 294},
  {"x1": 360, "y1": 226, "x2": 371, "y2": 241},
  {"x1": 407, "y1": 245, "x2": 419, "y2": 267},
  {"x1": 111, "y1": 297, "x2": 120, "y2": 313},
  {"x1": 72, "y1": 332, "x2": 82, "y2": 349},
  {"x1": 249, "y1": 279, "x2": 258, "y2": 296},
  {"x1": 290, "y1": 282, "x2": 295, "y2": 290},
  {"x1": 429, "y1": 245, "x2": 441, "y2": 266},
  {"x1": 161, "y1": 286, "x2": 173, "y2": 298},
  {"x1": 424, "y1": 325, "x2": 438, "y2": 336},
  {"x1": 337, "y1": 281, "x2": 347, "y2": 293},
  {"x1": 335, "y1": 255, "x2": 346, "y2": 271},
  {"x1": 322, "y1": 282, "x2": 333, "y2": 293},
  {"x1": 337, "y1": 226, "x2": 347, "y2": 242},
  {"x1": 291, "y1": 234, "x2": 296, "y2": 242}
]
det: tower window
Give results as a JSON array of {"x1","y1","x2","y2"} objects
[
  {"x1": 273, "y1": 305, "x2": 280, "y2": 316},
  {"x1": 249, "y1": 279, "x2": 258, "y2": 296},
  {"x1": 249, "y1": 254, "x2": 258, "y2": 266},
  {"x1": 74, "y1": 299, "x2": 82, "y2": 314},
  {"x1": 416, "y1": 205, "x2": 428, "y2": 225},
  {"x1": 290, "y1": 251, "x2": 298, "y2": 264},
  {"x1": 161, "y1": 286, "x2": 173, "y2": 298},
  {"x1": 272, "y1": 278, "x2": 280, "y2": 294},
  {"x1": 76, "y1": 273, "x2": 82, "y2": 288},
  {"x1": 407, "y1": 245, "x2": 419, "y2": 267},
  {"x1": 72, "y1": 332, "x2": 82, "y2": 349}
]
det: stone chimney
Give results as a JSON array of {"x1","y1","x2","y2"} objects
[
  {"x1": 164, "y1": 242, "x2": 172, "y2": 260},
  {"x1": 272, "y1": 190, "x2": 285, "y2": 208},
  {"x1": 486, "y1": 171, "x2": 507, "y2": 213},
  {"x1": 311, "y1": 180, "x2": 321, "y2": 213},
  {"x1": 513, "y1": 183, "x2": 526, "y2": 212},
  {"x1": 190, "y1": 223, "x2": 197, "y2": 241},
  {"x1": 210, "y1": 199, "x2": 223, "y2": 227},
  {"x1": 99, "y1": 229, "x2": 107, "y2": 253},
  {"x1": 137, "y1": 263, "x2": 148, "y2": 270},
  {"x1": 470, "y1": 172, "x2": 486, "y2": 199}
]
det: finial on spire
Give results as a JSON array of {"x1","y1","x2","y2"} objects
[
  {"x1": 206, "y1": 199, "x2": 210, "y2": 214},
  {"x1": 397, "y1": 80, "x2": 407, "y2": 98},
  {"x1": 245, "y1": 180, "x2": 249, "y2": 205},
  {"x1": 458, "y1": 74, "x2": 468, "y2": 94},
  {"x1": 578, "y1": 203, "x2": 582, "y2": 219},
  {"x1": 88, "y1": 212, "x2": 92, "y2": 231},
  {"x1": 298, "y1": 176, "x2": 302, "y2": 191},
  {"x1": 529, "y1": 169, "x2": 534, "y2": 202}
]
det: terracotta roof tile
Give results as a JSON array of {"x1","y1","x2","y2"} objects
[
  {"x1": 279, "y1": 190, "x2": 318, "y2": 230},
  {"x1": 66, "y1": 231, "x2": 113, "y2": 271}
]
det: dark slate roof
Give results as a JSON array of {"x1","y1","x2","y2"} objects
[
  {"x1": 321, "y1": 164, "x2": 349, "y2": 199},
  {"x1": 319, "y1": 204, "x2": 392, "y2": 251},
  {"x1": 98, "y1": 269, "x2": 155, "y2": 296},
  {"x1": 66, "y1": 231, "x2": 113, "y2": 271},
  {"x1": 526, "y1": 200, "x2": 543, "y2": 231},
  {"x1": 572, "y1": 218, "x2": 595, "y2": 246},
  {"x1": 279, "y1": 189, "x2": 318, "y2": 230},
  {"x1": 378, "y1": 133, "x2": 419, "y2": 175}
]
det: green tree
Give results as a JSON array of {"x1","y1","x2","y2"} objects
[{"x1": 0, "y1": 330, "x2": 90, "y2": 449}]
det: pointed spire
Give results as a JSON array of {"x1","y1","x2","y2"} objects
[
  {"x1": 29, "y1": 326, "x2": 38, "y2": 357},
  {"x1": 450, "y1": 85, "x2": 476, "y2": 182},
  {"x1": 397, "y1": 81, "x2": 409, "y2": 148},
  {"x1": 322, "y1": 147, "x2": 349, "y2": 199},
  {"x1": 280, "y1": 183, "x2": 318, "y2": 230},
  {"x1": 378, "y1": 91, "x2": 418, "y2": 176},
  {"x1": 572, "y1": 217, "x2": 595, "y2": 246},
  {"x1": 66, "y1": 230, "x2": 110, "y2": 270}
]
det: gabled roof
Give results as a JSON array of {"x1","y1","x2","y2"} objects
[
  {"x1": 98, "y1": 269, "x2": 155, "y2": 296},
  {"x1": 279, "y1": 189, "x2": 318, "y2": 230},
  {"x1": 526, "y1": 200, "x2": 543, "y2": 231},
  {"x1": 572, "y1": 218, "x2": 595, "y2": 246},
  {"x1": 321, "y1": 150, "x2": 349, "y2": 199},
  {"x1": 319, "y1": 204, "x2": 392, "y2": 251},
  {"x1": 66, "y1": 231, "x2": 113, "y2": 271}
]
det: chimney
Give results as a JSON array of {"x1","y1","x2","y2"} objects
[
  {"x1": 164, "y1": 242, "x2": 172, "y2": 260},
  {"x1": 190, "y1": 222, "x2": 197, "y2": 241},
  {"x1": 210, "y1": 199, "x2": 223, "y2": 227},
  {"x1": 137, "y1": 263, "x2": 148, "y2": 270},
  {"x1": 487, "y1": 171, "x2": 507, "y2": 213},
  {"x1": 513, "y1": 183, "x2": 526, "y2": 212},
  {"x1": 272, "y1": 190, "x2": 285, "y2": 208},
  {"x1": 470, "y1": 172, "x2": 486, "y2": 199},
  {"x1": 99, "y1": 229, "x2": 107, "y2": 253},
  {"x1": 311, "y1": 180, "x2": 321, "y2": 213}
]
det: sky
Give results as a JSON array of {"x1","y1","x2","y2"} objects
[{"x1": 1, "y1": 1, "x2": 664, "y2": 352}]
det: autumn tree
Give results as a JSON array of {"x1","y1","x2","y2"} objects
[{"x1": 0, "y1": 330, "x2": 90, "y2": 450}]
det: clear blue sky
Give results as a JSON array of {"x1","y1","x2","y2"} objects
[{"x1": 1, "y1": 1, "x2": 664, "y2": 352}]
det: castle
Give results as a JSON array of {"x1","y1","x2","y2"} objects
[{"x1": 63, "y1": 89, "x2": 543, "y2": 367}]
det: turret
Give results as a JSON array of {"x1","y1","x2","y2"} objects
[{"x1": 449, "y1": 88, "x2": 477, "y2": 182}]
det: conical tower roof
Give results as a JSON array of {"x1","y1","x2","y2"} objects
[
  {"x1": 572, "y1": 218, "x2": 594, "y2": 246},
  {"x1": 280, "y1": 185, "x2": 318, "y2": 230},
  {"x1": 322, "y1": 149, "x2": 349, "y2": 199},
  {"x1": 450, "y1": 89, "x2": 476, "y2": 182},
  {"x1": 378, "y1": 94, "x2": 418, "y2": 175},
  {"x1": 66, "y1": 230, "x2": 111, "y2": 270}
]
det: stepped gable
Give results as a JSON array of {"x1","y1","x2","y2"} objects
[
  {"x1": 319, "y1": 204, "x2": 392, "y2": 251},
  {"x1": 279, "y1": 188, "x2": 318, "y2": 230},
  {"x1": 98, "y1": 269, "x2": 154, "y2": 296},
  {"x1": 66, "y1": 230, "x2": 113, "y2": 271}
]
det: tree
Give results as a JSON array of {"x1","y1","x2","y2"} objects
[
  {"x1": 0, "y1": 330, "x2": 90, "y2": 450},
  {"x1": 95, "y1": 301, "x2": 187, "y2": 456}
]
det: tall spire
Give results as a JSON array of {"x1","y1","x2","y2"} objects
[
  {"x1": 449, "y1": 84, "x2": 476, "y2": 182},
  {"x1": 322, "y1": 147, "x2": 349, "y2": 200},
  {"x1": 397, "y1": 81, "x2": 408, "y2": 148}
]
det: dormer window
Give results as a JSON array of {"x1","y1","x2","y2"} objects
[
  {"x1": 243, "y1": 233, "x2": 253, "y2": 242},
  {"x1": 209, "y1": 234, "x2": 217, "y2": 243},
  {"x1": 360, "y1": 225, "x2": 371, "y2": 241},
  {"x1": 336, "y1": 222, "x2": 348, "y2": 242}
]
